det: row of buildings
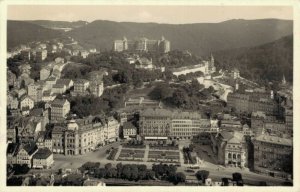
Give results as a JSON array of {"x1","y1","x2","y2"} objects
[
  {"x1": 139, "y1": 108, "x2": 219, "y2": 140},
  {"x1": 113, "y1": 36, "x2": 170, "y2": 53}
]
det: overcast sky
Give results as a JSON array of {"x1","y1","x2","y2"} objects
[{"x1": 8, "y1": 5, "x2": 293, "y2": 24}]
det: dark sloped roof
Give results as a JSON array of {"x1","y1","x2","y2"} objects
[
  {"x1": 123, "y1": 122, "x2": 136, "y2": 130},
  {"x1": 23, "y1": 142, "x2": 38, "y2": 155},
  {"x1": 33, "y1": 148, "x2": 52, "y2": 159},
  {"x1": 7, "y1": 143, "x2": 20, "y2": 155}
]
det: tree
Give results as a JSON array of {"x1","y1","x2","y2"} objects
[
  {"x1": 196, "y1": 170, "x2": 210, "y2": 183},
  {"x1": 104, "y1": 163, "x2": 112, "y2": 170},
  {"x1": 232, "y1": 172, "x2": 243, "y2": 186},
  {"x1": 172, "y1": 89, "x2": 188, "y2": 108}
]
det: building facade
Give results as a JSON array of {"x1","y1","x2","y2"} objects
[
  {"x1": 113, "y1": 36, "x2": 170, "y2": 53},
  {"x1": 253, "y1": 134, "x2": 292, "y2": 179}
]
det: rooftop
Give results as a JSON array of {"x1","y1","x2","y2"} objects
[
  {"x1": 255, "y1": 134, "x2": 292, "y2": 146},
  {"x1": 33, "y1": 148, "x2": 52, "y2": 159}
]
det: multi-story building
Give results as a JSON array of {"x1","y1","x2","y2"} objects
[
  {"x1": 123, "y1": 122, "x2": 137, "y2": 139},
  {"x1": 7, "y1": 143, "x2": 20, "y2": 165},
  {"x1": 211, "y1": 131, "x2": 248, "y2": 168},
  {"x1": 113, "y1": 36, "x2": 170, "y2": 53},
  {"x1": 52, "y1": 116, "x2": 116, "y2": 155},
  {"x1": 227, "y1": 92, "x2": 279, "y2": 115},
  {"x1": 140, "y1": 108, "x2": 220, "y2": 140},
  {"x1": 40, "y1": 67, "x2": 51, "y2": 81},
  {"x1": 139, "y1": 108, "x2": 172, "y2": 140},
  {"x1": 36, "y1": 131, "x2": 52, "y2": 151},
  {"x1": 20, "y1": 50, "x2": 31, "y2": 61},
  {"x1": 103, "y1": 117, "x2": 120, "y2": 143},
  {"x1": 20, "y1": 95, "x2": 34, "y2": 111},
  {"x1": 251, "y1": 111, "x2": 266, "y2": 136},
  {"x1": 15, "y1": 142, "x2": 38, "y2": 167},
  {"x1": 27, "y1": 83, "x2": 43, "y2": 102},
  {"x1": 89, "y1": 81, "x2": 104, "y2": 97},
  {"x1": 52, "y1": 84, "x2": 67, "y2": 94},
  {"x1": 56, "y1": 79, "x2": 74, "y2": 90},
  {"x1": 50, "y1": 99, "x2": 70, "y2": 121},
  {"x1": 125, "y1": 97, "x2": 162, "y2": 108},
  {"x1": 32, "y1": 148, "x2": 54, "y2": 169},
  {"x1": 36, "y1": 50, "x2": 47, "y2": 61},
  {"x1": 42, "y1": 91, "x2": 57, "y2": 102},
  {"x1": 284, "y1": 107, "x2": 293, "y2": 137},
  {"x1": 253, "y1": 134, "x2": 292, "y2": 179},
  {"x1": 45, "y1": 76, "x2": 57, "y2": 90},
  {"x1": 7, "y1": 70, "x2": 17, "y2": 88},
  {"x1": 72, "y1": 79, "x2": 90, "y2": 96}
]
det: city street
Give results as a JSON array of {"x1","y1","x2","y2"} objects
[{"x1": 49, "y1": 142, "x2": 288, "y2": 186}]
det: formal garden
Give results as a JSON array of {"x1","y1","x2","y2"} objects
[
  {"x1": 117, "y1": 149, "x2": 145, "y2": 161},
  {"x1": 148, "y1": 150, "x2": 180, "y2": 163}
]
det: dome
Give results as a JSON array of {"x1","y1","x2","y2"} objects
[{"x1": 67, "y1": 119, "x2": 78, "y2": 131}]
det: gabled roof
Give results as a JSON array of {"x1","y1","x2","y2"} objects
[
  {"x1": 123, "y1": 122, "x2": 136, "y2": 130},
  {"x1": 20, "y1": 95, "x2": 34, "y2": 102},
  {"x1": 22, "y1": 142, "x2": 38, "y2": 155},
  {"x1": 33, "y1": 148, "x2": 52, "y2": 159}
]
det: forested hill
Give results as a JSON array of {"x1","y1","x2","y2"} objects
[
  {"x1": 213, "y1": 35, "x2": 293, "y2": 83},
  {"x1": 7, "y1": 20, "x2": 62, "y2": 49},
  {"x1": 27, "y1": 20, "x2": 88, "y2": 29},
  {"x1": 67, "y1": 19, "x2": 292, "y2": 55}
]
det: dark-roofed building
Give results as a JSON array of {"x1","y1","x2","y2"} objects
[
  {"x1": 123, "y1": 122, "x2": 137, "y2": 139},
  {"x1": 7, "y1": 143, "x2": 20, "y2": 164},
  {"x1": 56, "y1": 79, "x2": 74, "y2": 89},
  {"x1": 16, "y1": 142, "x2": 38, "y2": 167},
  {"x1": 32, "y1": 148, "x2": 54, "y2": 169}
]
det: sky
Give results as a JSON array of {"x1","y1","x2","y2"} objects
[{"x1": 7, "y1": 5, "x2": 293, "y2": 24}]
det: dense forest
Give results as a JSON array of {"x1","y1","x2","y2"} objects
[
  {"x1": 7, "y1": 21, "x2": 62, "y2": 49},
  {"x1": 67, "y1": 19, "x2": 292, "y2": 55},
  {"x1": 213, "y1": 35, "x2": 293, "y2": 83}
]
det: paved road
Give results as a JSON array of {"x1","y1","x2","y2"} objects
[{"x1": 50, "y1": 142, "x2": 289, "y2": 186}]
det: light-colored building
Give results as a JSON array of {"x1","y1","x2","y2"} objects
[
  {"x1": 89, "y1": 81, "x2": 104, "y2": 97},
  {"x1": 104, "y1": 117, "x2": 120, "y2": 143},
  {"x1": 16, "y1": 142, "x2": 38, "y2": 167},
  {"x1": 32, "y1": 148, "x2": 54, "y2": 169},
  {"x1": 20, "y1": 95, "x2": 34, "y2": 110},
  {"x1": 212, "y1": 131, "x2": 247, "y2": 168},
  {"x1": 113, "y1": 36, "x2": 170, "y2": 53},
  {"x1": 72, "y1": 79, "x2": 90, "y2": 96},
  {"x1": 52, "y1": 84, "x2": 67, "y2": 94},
  {"x1": 42, "y1": 91, "x2": 57, "y2": 102},
  {"x1": 40, "y1": 67, "x2": 51, "y2": 81},
  {"x1": 50, "y1": 99, "x2": 70, "y2": 121}
]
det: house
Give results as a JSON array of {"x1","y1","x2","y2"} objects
[
  {"x1": 45, "y1": 76, "x2": 57, "y2": 89},
  {"x1": 89, "y1": 81, "x2": 104, "y2": 97},
  {"x1": 7, "y1": 94, "x2": 19, "y2": 109},
  {"x1": 42, "y1": 90, "x2": 57, "y2": 102},
  {"x1": 50, "y1": 99, "x2": 70, "y2": 121},
  {"x1": 72, "y1": 79, "x2": 90, "y2": 96},
  {"x1": 16, "y1": 142, "x2": 38, "y2": 167},
  {"x1": 135, "y1": 57, "x2": 153, "y2": 70},
  {"x1": 56, "y1": 79, "x2": 74, "y2": 89},
  {"x1": 7, "y1": 143, "x2": 20, "y2": 165},
  {"x1": 20, "y1": 95, "x2": 34, "y2": 111},
  {"x1": 27, "y1": 83, "x2": 43, "y2": 102},
  {"x1": 19, "y1": 117, "x2": 43, "y2": 141},
  {"x1": 32, "y1": 148, "x2": 54, "y2": 169},
  {"x1": 52, "y1": 84, "x2": 67, "y2": 94},
  {"x1": 104, "y1": 117, "x2": 120, "y2": 143},
  {"x1": 80, "y1": 50, "x2": 89, "y2": 58},
  {"x1": 123, "y1": 122, "x2": 137, "y2": 139},
  {"x1": 40, "y1": 67, "x2": 51, "y2": 80},
  {"x1": 36, "y1": 131, "x2": 52, "y2": 151}
]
